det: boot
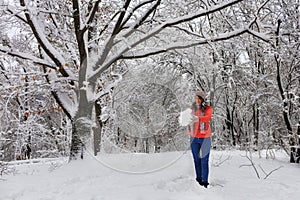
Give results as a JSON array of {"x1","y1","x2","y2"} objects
[
  {"x1": 202, "y1": 182, "x2": 209, "y2": 188},
  {"x1": 196, "y1": 178, "x2": 204, "y2": 186}
]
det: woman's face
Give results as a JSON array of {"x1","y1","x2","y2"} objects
[{"x1": 195, "y1": 95, "x2": 202, "y2": 105}]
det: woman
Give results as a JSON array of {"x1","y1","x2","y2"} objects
[{"x1": 187, "y1": 90, "x2": 213, "y2": 188}]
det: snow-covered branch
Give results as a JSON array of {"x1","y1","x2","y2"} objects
[
  {"x1": 111, "y1": 0, "x2": 132, "y2": 36},
  {"x1": 114, "y1": 0, "x2": 161, "y2": 43},
  {"x1": 121, "y1": 16, "x2": 272, "y2": 59},
  {"x1": 82, "y1": 0, "x2": 101, "y2": 33},
  {"x1": 120, "y1": 0, "x2": 157, "y2": 29},
  {"x1": 97, "y1": 11, "x2": 122, "y2": 37},
  {"x1": 247, "y1": 29, "x2": 272, "y2": 43},
  {"x1": 89, "y1": 0, "x2": 244, "y2": 81},
  {"x1": 6, "y1": 6, "x2": 27, "y2": 24},
  {"x1": 42, "y1": 69, "x2": 76, "y2": 120},
  {"x1": 121, "y1": 27, "x2": 248, "y2": 59},
  {"x1": 0, "y1": 46, "x2": 56, "y2": 69},
  {"x1": 19, "y1": 0, "x2": 68, "y2": 77},
  {"x1": 161, "y1": 0, "x2": 243, "y2": 27}
]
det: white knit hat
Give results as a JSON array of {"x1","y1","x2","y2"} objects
[{"x1": 195, "y1": 90, "x2": 206, "y2": 100}]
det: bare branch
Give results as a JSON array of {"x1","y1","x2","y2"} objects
[
  {"x1": 258, "y1": 164, "x2": 283, "y2": 179},
  {"x1": 263, "y1": 166, "x2": 283, "y2": 179},
  {"x1": 212, "y1": 154, "x2": 232, "y2": 167},
  {"x1": 240, "y1": 151, "x2": 260, "y2": 179}
]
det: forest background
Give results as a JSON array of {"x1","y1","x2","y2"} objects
[{"x1": 0, "y1": 0, "x2": 299, "y2": 163}]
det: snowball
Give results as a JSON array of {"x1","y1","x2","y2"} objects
[{"x1": 178, "y1": 108, "x2": 198, "y2": 126}]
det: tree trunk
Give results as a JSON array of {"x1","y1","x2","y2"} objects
[
  {"x1": 70, "y1": 58, "x2": 95, "y2": 159},
  {"x1": 253, "y1": 103, "x2": 259, "y2": 147},
  {"x1": 274, "y1": 19, "x2": 295, "y2": 163},
  {"x1": 144, "y1": 138, "x2": 149, "y2": 153},
  {"x1": 275, "y1": 56, "x2": 293, "y2": 138},
  {"x1": 70, "y1": 101, "x2": 94, "y2": 159},
  {"x1": 297, "y1": 120, "x2": 300, "y2": 163},
  {"x1": 225, "y1": 93, "x2": 235, "y2": 146},
  {"x1": 93, "y1": 100, "x2": 102, "y2": 156}
]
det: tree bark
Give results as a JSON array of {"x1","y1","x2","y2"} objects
[
  {"x1": 93, "y1": 100, "x2": 103, "y2": 156},
  {"x1": 253, "y1": 103, "x2": 259, "y2": 147}
]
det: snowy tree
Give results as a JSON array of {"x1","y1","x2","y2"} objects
[
  {"x1": 191, "y1": 0, "x2": 300, "y2": 161},
  {"x1": 266, "y1": 0, "x2": 300, "y2": 162},
  {"x1": 0, "y1": 17, "x2": 70, "y2": 161},
  {"x1": 0, "y1": 53, "x2": 70, "y2": 161}
]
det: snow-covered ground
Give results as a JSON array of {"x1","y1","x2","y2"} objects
[{"x1": 1, "y1": 149, "x2": 299, "y2": 200}]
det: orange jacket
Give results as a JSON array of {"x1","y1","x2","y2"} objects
[{"x1": 187, "y1": 105, "x2": 213, "y2": 138}]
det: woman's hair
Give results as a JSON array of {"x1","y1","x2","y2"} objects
[
  {"x1": 191, "y1": 100, "x2": 207, "y2": 112},
  {"x1": 197, "y1": 95, "x2": 205, "y2": 102}
]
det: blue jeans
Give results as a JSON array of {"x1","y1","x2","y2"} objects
[{"x1": 190, "y1": 137, "x2": 211, "y2": 183}]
